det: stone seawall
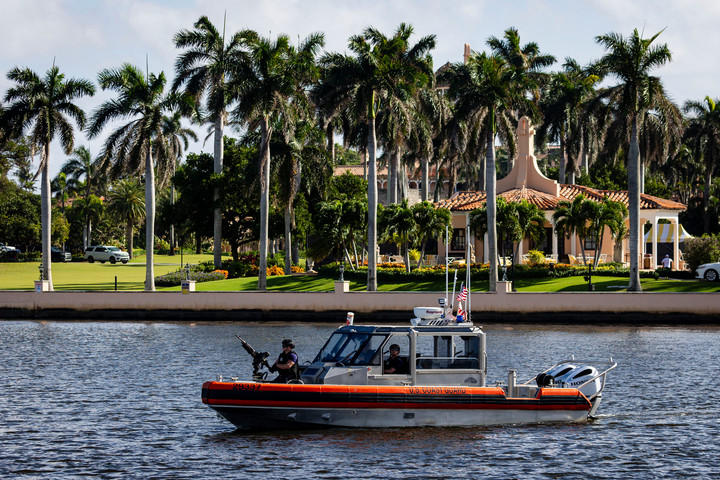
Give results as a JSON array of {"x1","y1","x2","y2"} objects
[{"x1": 1, "y1": 282, "x2": 718, "y2": 323}]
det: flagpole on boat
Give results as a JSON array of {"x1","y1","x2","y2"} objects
[
  {"x1": 445, "y1": 225, "x2": 449, "y2": 307},
  {"x1": 466, "y1": 221, "x2": 471, "y2": 320}
]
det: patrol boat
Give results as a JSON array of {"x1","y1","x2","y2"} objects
[{"x1": 201, "y1": 307, "x2": 617, "y2": 430}]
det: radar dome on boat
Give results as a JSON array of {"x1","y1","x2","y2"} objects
[{"x1": 413, "y1": 307, "x2": 444, "y2": 319}]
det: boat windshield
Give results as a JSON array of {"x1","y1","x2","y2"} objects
[{"x1": 314, "y1": 332, "x2": 386, "y2": 365}]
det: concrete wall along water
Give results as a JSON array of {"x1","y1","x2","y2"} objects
[{"x1": 0, "y1": 282, "x2": 718, "y2": 323}]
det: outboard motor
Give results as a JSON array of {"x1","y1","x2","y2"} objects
[
  {"x1": 535, "y1": 372, "x2": 555, "y2": 387},
  {"x1": 559, "y1": 365, "x2": 601, "y2": 399},
  {"x1": 545, "y1": 364, "x2": 577, "y2": 384}
]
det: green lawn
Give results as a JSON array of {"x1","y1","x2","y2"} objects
[{"x1": 1, "y1": 256, "x2": 719, "y2": 293}]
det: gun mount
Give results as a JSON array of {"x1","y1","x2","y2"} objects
[{"x1": 236, "y1": 335, "x2": 271, "y2": 380}]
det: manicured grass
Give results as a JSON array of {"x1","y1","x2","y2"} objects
[
  {"x1": 0, "y1": 253, "x2": 217, "y2": 291},
  {"x1": 2, "y1": 257, "x2": 719, "y2": 292}
]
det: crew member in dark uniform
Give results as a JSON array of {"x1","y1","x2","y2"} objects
[
  {"x1": 384, "y1": 344, "x2": 408, "y2": 374},
  {"x1": 270, "y1": 338, "x2": 299, "y2": 383}
]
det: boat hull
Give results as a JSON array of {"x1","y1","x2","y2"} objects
[{"x1": 202, "y1": 382, "x2": 592, "y2": 429}]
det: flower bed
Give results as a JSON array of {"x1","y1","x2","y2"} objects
[
  {"x1": 318, "y1": 262, "x2": 660, "y2": 281},
  {"x1": 154, "y1": 269, "x2": 228, "y2": 287}
]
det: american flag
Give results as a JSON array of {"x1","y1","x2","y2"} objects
[
  {"x1": 456, "y1": 284, "x2": 468, "y2": 302},
  {"x1": 457, "y1": 302, "x2": 465, "y2": 317}
]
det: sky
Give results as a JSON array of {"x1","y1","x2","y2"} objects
[{"x1": 1, "y1": 0, "x2": 719, "y2": 184}]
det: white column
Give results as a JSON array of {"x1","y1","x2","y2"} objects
[
  {"x1": 517, "y1": 239, "x2": 524, "y2": 264},
  {"x1": 484, "y1": 232, "x2": 489, "y2": 264},
  {"x1": 673, "y1": 219, "x2": 679, "y2": 271},
  {"x1": 651, "y1": 218, "x2": 658, "y2": 270},
  {"x1": 551, "y1": 220, "x2": 558, "y2": 259},
  {"x1": 638, "y1": 222, "x2": 645, "y2": 270},
  {"x1": 570, "y1": 233, "x2": 577, "y2": 256}
]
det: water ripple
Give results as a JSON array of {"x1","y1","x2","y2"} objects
[{"x1": 0, "y1": 321, "x2": 718, "y2": 479}]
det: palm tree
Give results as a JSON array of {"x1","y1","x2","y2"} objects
[
  {"x1": 107, "y1": 179, "x2": 145, "y2": 258},
  {"x1": 683, "y1": 96, "x2": 720, "y2": 233},
  {"x1": 319, "y1": 24, "x2": 435, "y2": 290},
  {"x1": 160, "y1": 111, "x2": 197, "y2": 255},
  {"x1": 553, "y1": 194, "x2": 594, "y2": 266},
  {"x1": 274, "y1": 120, "x2": 330, "y2": 274},
  {"x1": 412, "y1": 201, "x2": 451, "y2": 268},
  {"x1": 173, "y1": 16, "x2": 257, "y2": 269},
  {"x1": 60, "y1": 145, "x2": 99, "y2": 248},
  {"x1": 593, "y1": 28, "x2": 674, "y2": 291},
  {"x1": 514, "y1": 200, "x2": 546, "y2": 260},
  {"x1": 87, "y1": 64, "x2": 177, "y2": 291},
  {"x1": 230, "y1": 32, "x2": 325, "y2": 290},
  {"x1": 537, "y1": 59, "x2": 599, "y2": 184},
  {"x1": 487, "y1": 26, "x2": 555, "y2": 119},
  {"x1": 379, "y1": 199, "x2": 415, "y2": 272},
  {"x1": 51, "y1": 172, "x2": 74, "y2": 213},
  {"x1": 2, "y1": 65, "x2": 94, "y2": 290},
  {"x1": 470, "y1": 198, "x2": 522, "y2": 270},
  {"x1": 441, "y1": 52, "x2": 526, "y2": 291},
  {"x1": 587, "y1": 198, "x2": 628, "y2": 269}
]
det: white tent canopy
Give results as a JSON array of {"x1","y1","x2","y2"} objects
[{"x1": 644, "y1": 224, "x2": 693, "y2": 243}]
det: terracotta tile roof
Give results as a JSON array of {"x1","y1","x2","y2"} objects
[
  {"x1": 559, "y1": 184, "x2": 687, "y2": 210},
  {"x1": 436, "y1": 184, "x2": 687, "y2": 212},
  {"x1": 500, "y1": 187, "x2": 562, "y2": 210},
  {"x1": 435, "y1": 191, "x2": 486, "y2": 211}
]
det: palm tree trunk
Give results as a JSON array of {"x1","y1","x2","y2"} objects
[
  {"x1": 169, "y1": 183, "x2": 175, "y2": 256},
  {"x1": 145, "y1": 145, "x2": 156, "y2": 291},
  {"x1": 126, "y1": 221, "x2": 134, "y2": 259},
  {"x1": 213, "y1": 113, "x2": 224, "y2": 269},
  {"x1": 421, "y1": 156, "x2": 429, "y2": 202},
  {"x1": 327, "y1": 123, "x2": 335, "y2": 162},
  {"x1": 258, "y1": 115, "x2": 271, "y2": 290},
  {"x1": 704, "y1": 171, "x2": 713, "y2": 233},
  {"x1": 628, "y1": 117, "x2": 642, "y2": 291},
  {"x1": 486, "y1": 122, "x2": 498, "y2": 292},
  {"x1": 389, "y1": 150, "x2": 399, "y2": 204},
  {"x1": 367, "y1": 114, "x2": 378, "y2": 292},
  {"x1": 559, "y1": 134, "x2": 567, "y2": 184},
  {"x1": 284, "y1": 207, "x2": 292, "y2": 275},
  {"x1": 41, "y1": 144, "x2": 53, "y2": 290}
]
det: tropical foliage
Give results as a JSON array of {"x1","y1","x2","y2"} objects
[{"x1": 2, "y1": 21, "x2": 719, "y2": 291}]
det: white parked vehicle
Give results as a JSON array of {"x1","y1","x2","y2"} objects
[
  {"x1": 696, "y1": 260, "x2": 720, "y2": 282},
  {"x1": 84, "y1": 245, "x2": 130, "y2": 264},
  {"x1": 0, "y1": 243, "x2": 20, "y2": 258}
]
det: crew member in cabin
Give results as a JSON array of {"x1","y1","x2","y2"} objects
[
  {"x1": 384, "y1": 344, "x2": 409, "y2": 374},
  {"x1": 269, "y1": 338, "x2": 299, "y2": 382}
]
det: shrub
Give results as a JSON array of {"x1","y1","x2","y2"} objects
[
  {"x1": 154, "y1": 268, "x2": 227, "y2": 287},
  {"x1": 154, "y1": 237, "x2": 170, "y2": 254},
  {"x1": 408, "y1": 249, "x2": 421, "y2": 262},
  {"x1": 683, "y1": 235, "x2": 720, "y2": 271},
  {"x1": 527, "y1": 250, "x2": 545, "y2": 265},
  {"x1": 291, "y1": 265, "x2": 305, "y2": 274}
]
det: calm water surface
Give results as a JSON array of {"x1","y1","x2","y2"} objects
[{"x1": 1, "y1": 319, "x2": 718, "y2": 479}]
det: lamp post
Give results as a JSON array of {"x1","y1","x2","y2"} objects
[
  {"x1": 510, "y1": 253, "x2": 516, "y2": 291},
  {"x1": 338, "y1": 264, "x2": 345, "y2": 282},
  {"x1": 38, "y1": 263, "x2": 44, "y2": 281},
  {"x1": 185, "y1": 263, "x2": 191, "y2": 281}
]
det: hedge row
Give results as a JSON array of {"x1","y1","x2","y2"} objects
[{"x1": 317, "y1": 263, "x2": 664, "y2": 281}]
